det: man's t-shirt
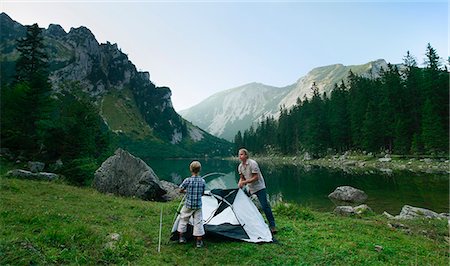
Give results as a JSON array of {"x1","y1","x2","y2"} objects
[{"x1": 238, "y1": 159, "x2": 266, "y2": 194}]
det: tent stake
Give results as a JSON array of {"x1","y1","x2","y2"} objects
[{"x1": 158, "y1": 206, "x2": 162, "y2": 253}]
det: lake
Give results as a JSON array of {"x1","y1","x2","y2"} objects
[{"x1": 146, "y1": 158, "x2": 449, "y2": 215}]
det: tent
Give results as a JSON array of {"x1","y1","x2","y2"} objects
[{"x1": 171, "y1": 187, "x2": 273, "y2": 243}]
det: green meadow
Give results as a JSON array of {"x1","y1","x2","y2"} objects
[{"x1": 1, "y1": 161, "x2": 448, "y2": 265}]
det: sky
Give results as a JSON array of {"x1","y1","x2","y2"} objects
[{"x1": 1, "y1": 1, "x2": 448, "y2": 111}]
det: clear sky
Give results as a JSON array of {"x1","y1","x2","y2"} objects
[{"x1": 1, "y1": 1, "x2": 448, "y2": 111}]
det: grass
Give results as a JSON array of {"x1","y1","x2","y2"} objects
[{"x1": 1, "y1": 167, "x2": 448, "y2": 265}]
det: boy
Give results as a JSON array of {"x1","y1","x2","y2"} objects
[{"x1": 177, "y1": 160, "x2": 206, "y2": 248}]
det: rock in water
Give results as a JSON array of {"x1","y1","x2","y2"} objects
[{"x1": 328, "y1": 186, "x2": 368, "y2": 203}]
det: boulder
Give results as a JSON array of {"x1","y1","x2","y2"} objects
[
  {"x1": 6, "y1": 169, "x2": 59, "y2": 180},
  {"x1": 28, "y1": 161, "x2": 45, "y2": 173},
  {"x1": 160, "y1": 180, "x2": 182, "y2": 201},
  {"x1": 396, "y1": 205, "x2": 443, "y2": 219},
  {"x1": 333, "y1": 204, "x2": 373, "y2": 216},
  {"x1": 333, "y1": 206, "x2": 355, "y2": 216},
  {"x1": 328, "y1": 186, "x2": 368, "y2": 203},
  {"x1": 353, "y1": 204, "x2": 373, "y2": 215},
  {"x1": 384, "y1": 205, "x2": 448, "y2": 220},
  {"x1": 93, "y1": 148, "x2": 165, "y2": 201}
]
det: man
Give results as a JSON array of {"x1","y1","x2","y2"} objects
[{"x1": 237, "y1": 148, "x2": 277, "y2": 234}]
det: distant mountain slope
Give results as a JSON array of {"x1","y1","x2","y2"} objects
[
  {"x1": 0, "y1": 12, "x2": 232, "y2": 158},
  {"x1": 180, "y1": 59, "x2": 391, "y2": 141},
  {"x1": 179, "y1": 82, "x2": 293, "y2": 140},
  {"x1": 279, "y1": 59, "x2": 388, "y2": 109}
]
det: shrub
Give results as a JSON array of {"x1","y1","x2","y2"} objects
[{"x1": 60, "y1": 157, "x2": 98, "y2": 186}]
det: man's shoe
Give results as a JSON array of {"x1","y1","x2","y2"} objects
[
  {"x1": 270, "y1": 227, "x2": 278, "y2": 235},
  {"x1": 196, "y1": 240, "x2": 204, "y2": 248},
  {"x1": 179, "y1": 236, "x2": 186, "y2": 244}
]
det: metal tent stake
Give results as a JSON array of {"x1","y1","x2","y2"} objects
[{"x1": 158, "y1": 206, "x2": 162, "y2": 253}]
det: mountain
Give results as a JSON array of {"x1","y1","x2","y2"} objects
[
  {"x1": 180, "y1": 59, "x2": 391, "y2": 141},
  {"x1": 179, "y1": 82, "x2": 293, "y2": 140},
  {"x1": 0, "y1": 13, "x2": 232, "y2": 158}
]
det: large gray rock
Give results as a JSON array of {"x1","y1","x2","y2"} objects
[
  {"x1": 93, "y1": 148, "x2": 166, "y2": 201},
  {"x1": 328, "y1": 186, "x2": 368, "y2": 203},
  {"x1": 160, "y1": 180, "x2": 182, "y2": 201},
  {"x1": 396, "y1": 205, "x2": 444, "y2": 219}
]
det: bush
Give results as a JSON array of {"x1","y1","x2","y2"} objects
[{"x1": 60, "y1": 157, "x2": 98, "y2": 186}]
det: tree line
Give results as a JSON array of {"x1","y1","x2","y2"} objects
[
  {"x1": 234, "y1": 44, "x2": 449, "y2": 157},
  {"x1": 1, "y1": 24, "x2": 112, "y2": 185}
]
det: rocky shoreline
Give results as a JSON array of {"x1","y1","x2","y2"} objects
[{"x1": 252, "y1": 153, "x2": 449, "y2": 175}]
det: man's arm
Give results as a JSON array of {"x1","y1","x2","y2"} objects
[
  {"x1": 245, "y1": 173, "x2": 259, "y2": 184},
  {"x1": 238, "y1": 173, "x2": 259, "y2": 188}
]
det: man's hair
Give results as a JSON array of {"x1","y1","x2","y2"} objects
[
  {"x1": 239, "y1": 148, "x2": 249, "y2": 159},
  {"x1": 190, "y1": 160, "x2": 201, "y2": 174}
]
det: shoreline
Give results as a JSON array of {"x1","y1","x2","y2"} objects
[{"x1": 230, "y1": 153, "x2": 449, "y2": 175}]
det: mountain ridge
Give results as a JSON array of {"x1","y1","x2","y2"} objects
[
  {"x1": 0, "y1": 12, "x2": 232, "y2": 158},
  {"x1": 181, "y1": 59, "x2": 393, "y2": 140}
]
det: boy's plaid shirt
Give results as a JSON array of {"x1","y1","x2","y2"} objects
[{"x1": 180, "y1": 176, "x2": 205, "y2": 209}]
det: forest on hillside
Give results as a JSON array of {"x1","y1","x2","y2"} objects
[
  {"x1": 235, "y1": 44, "x2": 449, "y2": 157},
  {"x1": 0, "y1": 24, "x2": 112, "y2": 185}
]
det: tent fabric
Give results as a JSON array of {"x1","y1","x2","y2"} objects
[{"x1": 171, "y1": 188, "x2": 273, "y2": 243}]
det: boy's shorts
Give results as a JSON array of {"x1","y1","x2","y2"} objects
[{"x1": 177, "y1": 205, "x2": 205, "y2": 236}]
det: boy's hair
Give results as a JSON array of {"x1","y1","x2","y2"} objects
[{"x1": 190, "y1": 160, "x2": 201, "y2": 174}]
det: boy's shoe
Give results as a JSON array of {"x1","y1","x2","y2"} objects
[
  {"x1": 179, "y1": 236, "x2": 186, "y2": 244},
  {"x1": 196, "y1": 240, "x2": 204, "y2": 248}
]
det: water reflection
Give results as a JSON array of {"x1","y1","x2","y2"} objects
[
  {"x1": 203, "y1": 172, "x2": 237, "y2": 190},
  {"x1": 146, "y1": 158, "x2": 449, "y2": 214}
]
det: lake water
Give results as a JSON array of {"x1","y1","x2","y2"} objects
[{"x1": 147, "y1": 158, "x2": 449, "y2": 215}]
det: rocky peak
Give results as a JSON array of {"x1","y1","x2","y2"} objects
[
  {"x1": 0, "y1": 12, "x2": 26, "y2": 41},
  {"x1": 46, "y1": 24, "x2": 66, "y2": 38},
  {"x1": 66, "y1": 26, "x2": 99, "y2": 52}
]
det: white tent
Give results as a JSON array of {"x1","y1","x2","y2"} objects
[{"x1": 171, "y1": 188, "x2": 273, "y2": 243}]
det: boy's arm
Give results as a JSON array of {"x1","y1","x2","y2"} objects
[{"x1": 179, "y1": 179, "x2": 188, "y2": 193}]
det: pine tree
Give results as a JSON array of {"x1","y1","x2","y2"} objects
[
  {"x1": 421, "y1": 44, "x2": 448, "y2": 155},
  {"x1": 234, "y1": 131, "x2": 243, "y2": 152},
  {"x1": 421, "y1": 99, "x2": 447, "y2": 154},
  {"x1": 379, "y1": 64, "x2": 402, "y2": 153},
  {"x1": 361, "y1": 102, "x2": 381, "y2": 152},
  {"x1": 304, "y1": 82, "x2": 328, "y2": 156},
  {"x1": 328, "y1": 81, "x2": 351, "y2": 152},
  {"x1": 1, "y1": 23, "x2": 53, "y2": 154}
]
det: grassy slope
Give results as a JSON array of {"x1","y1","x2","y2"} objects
[
  {"x1": 0, "y1": 165, "x2": 448, "y2": 265},
  {"x1": 101, "y1": 88, "x2": 156, "y2": 141}
]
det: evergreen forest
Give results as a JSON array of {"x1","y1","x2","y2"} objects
[
  {"x1": 234, "y1": 44, "x2": 449, "y2": 158},
  {"x1": 0, "y1": 24, "x2": 113, "y2": 185}
]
